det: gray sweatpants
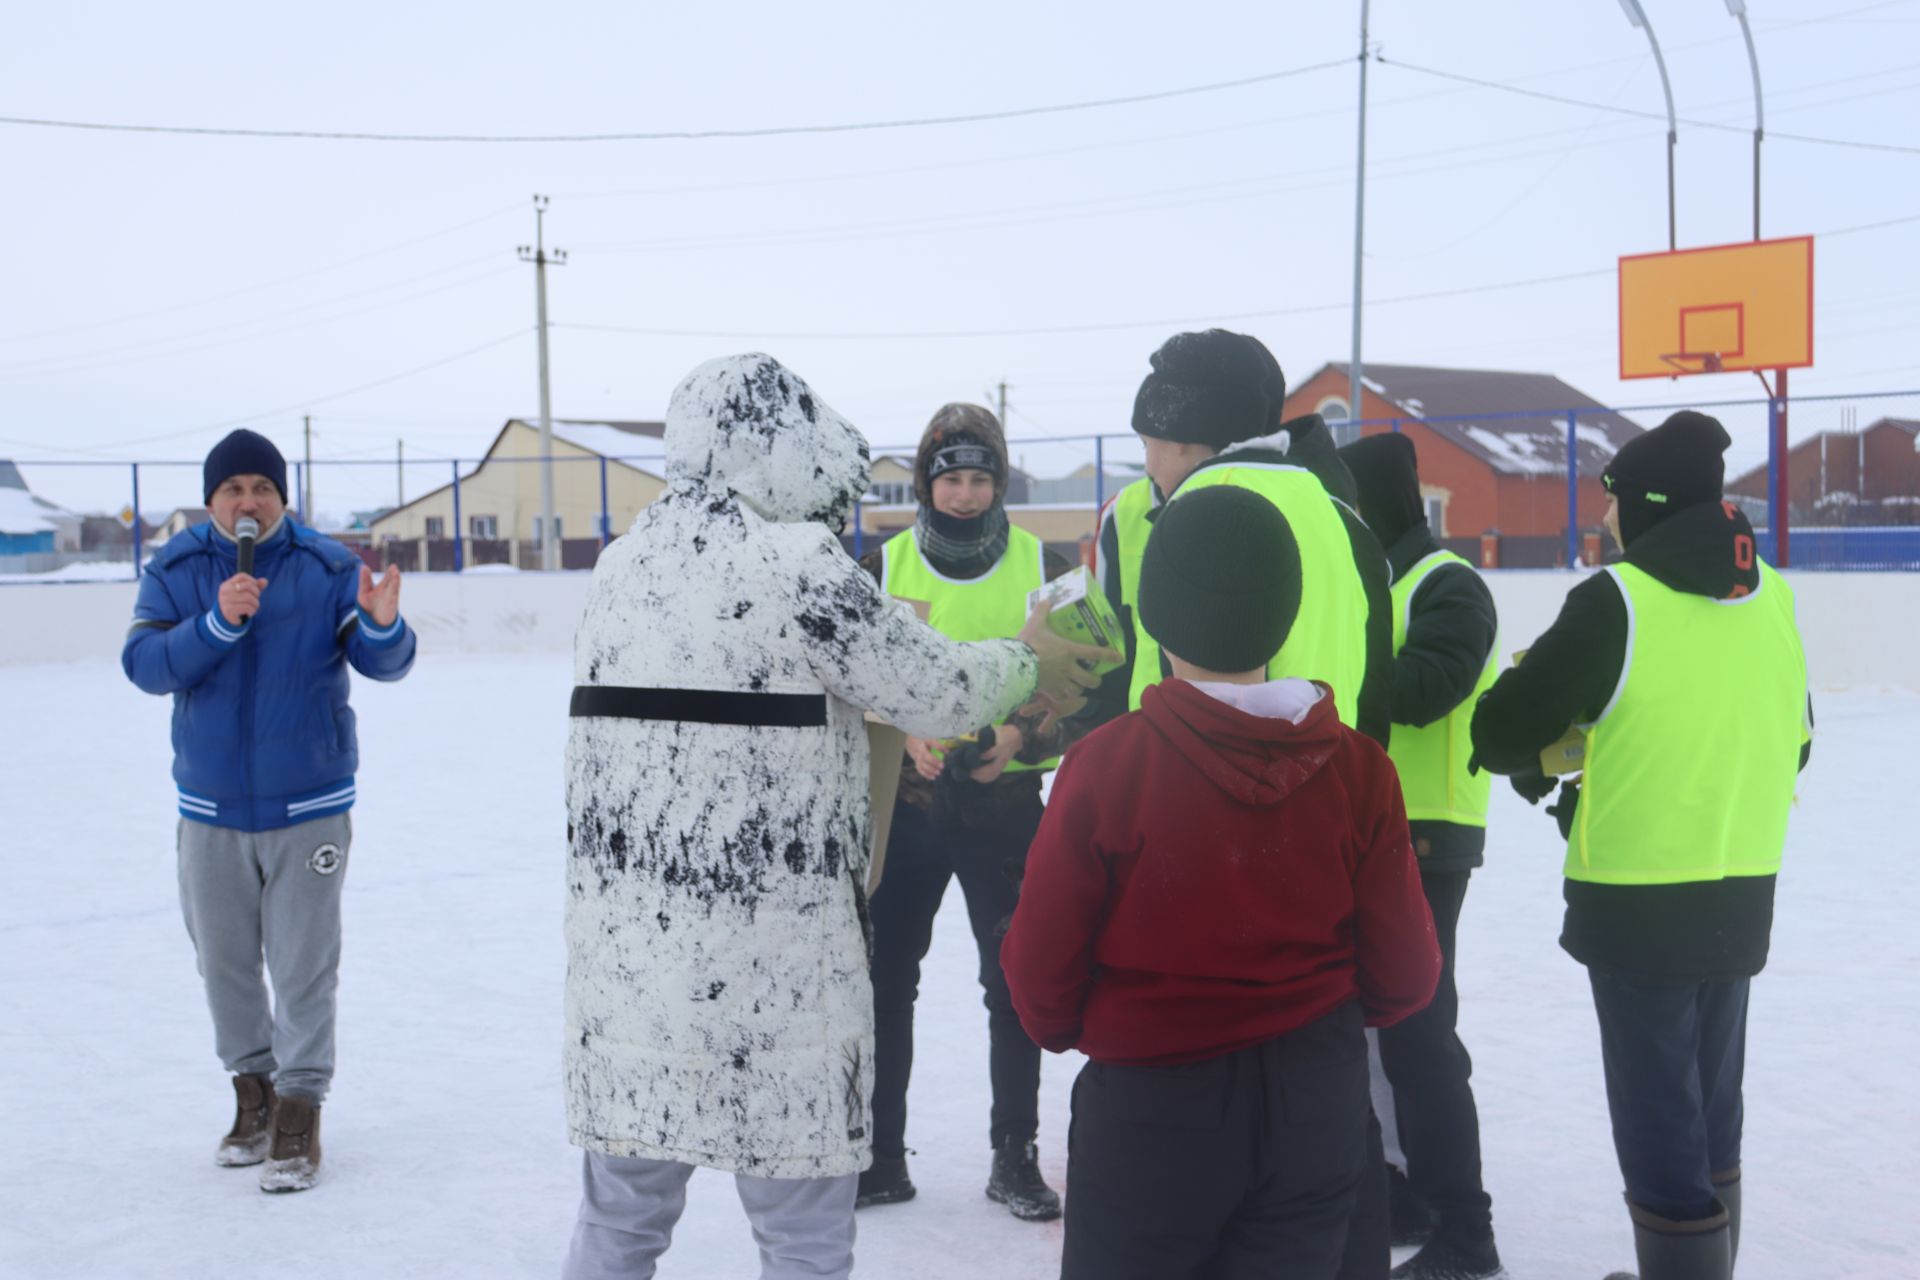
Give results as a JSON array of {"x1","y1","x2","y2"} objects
[
  {"x1": 562, "y1": 1152, "x2": 858, "y2": 1280},
  {"x1": 177, "y1": 813, "x2": 350, "y2": 1102}
]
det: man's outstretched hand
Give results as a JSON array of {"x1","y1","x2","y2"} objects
[{"x1": 1017, "y1": 598, "x2": 1118, "y2": 712}]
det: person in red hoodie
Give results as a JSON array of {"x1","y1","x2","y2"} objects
[{"x1": 1003, "y1": 485, "x2": 1442, "y2": 1280}]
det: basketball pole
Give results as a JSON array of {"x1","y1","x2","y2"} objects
[
  {"x1": 1726, "y1": 0, "x2": 1765, "y2": 241},
  {"x1": 1618, "y1": 0, "x2": 1678, "y2": 250},
  {"x1": 1775, "y1": 367, "x2": 1790, "y2": 568}
]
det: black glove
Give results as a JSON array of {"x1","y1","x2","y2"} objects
[
  {"x1": 931, "y1": 728, "x2": 996, "y2": 828},
  {"x1": 1547, "y1": 781, "x2": 1582, "y2": 840},
  {"x1": 1510, "y1": 768, "x2": 1559, "y2": 805}
]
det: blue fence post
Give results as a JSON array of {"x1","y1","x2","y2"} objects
[
  {"x1": 1094, "y1": 434, "x2": 1106, "y2": 513},
  {"x1": 131, "y1": 463, "x2": 143, "y2": 579},
  {"x1": 1567, "y1": 410, "x2": 1581, "y2": 570},
  {"x1": 599, "y1": 456, "x2": 611, "y2": 547},
  {"x1": 451, "y1": 461, "x2": 464, "y2": 573}
]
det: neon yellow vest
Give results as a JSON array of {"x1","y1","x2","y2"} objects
[
  {"x1": 1566, "y1": 562, "x2": 1808, "y2": 885},
  {"x1": 1387, "y1": 551, "x2": 1498, "y2": 827},
  {"x1": 1128, "y1": 463, "x2": 1369, "y2": 727},
  {"x1": 881, "y1": 525, "x2": 1057, "y2": 773},
  {"x1": 1102, "y1": 479, "x2": 1165, "y2": 713}
]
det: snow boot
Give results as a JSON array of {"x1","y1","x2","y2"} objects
[
  {"x1": 258, "y1": 1094, "x2": 322, "y2": 1194},
  {"x1": 1601, "y1": 1198, "x2": 1732, "y2": 1280},
  {"x1": 1390, "y1": 1231, "x2": 1504, "y2": 1279},
  {"x1": 215, "y1": 1072, "x2": 276, "y2": 1167},
  {"x1": 855, "y1": 1152, "x2": 917, "y2": 1208},
  {"x1": 1389, "y1": 1163, "x2": 1436, "y2": 1248},
  {"x1": 986, "y1": 1139, "x2": 1062, "y2": 1222},
  {"x1": 1712, "y1": 1168, "x2": 1742, "y2": 1270}
]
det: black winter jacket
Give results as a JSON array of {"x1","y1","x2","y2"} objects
[
  {"x1": 1470, "y1": 501, "x2": 1810, "y2": 979},
  {"x1": 1382, "y1": 524, "x2": 1499, "y2": 872}
]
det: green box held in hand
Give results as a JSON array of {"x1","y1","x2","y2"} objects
[{"x1": 1027, "y1": 567, "x2": 1125, "y2": 676}]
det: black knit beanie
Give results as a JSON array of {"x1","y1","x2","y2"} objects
[
  {"x1": 1603, "y1": 410, "x2": 1731, "y2": 546},
  {"x1": 203, "y1": 429, "x2": 288, "y2": 504},
  {"x1": 1132, "y1": 330, "x2": 1285, "y2": 449},
  {"x1": 1138, "y1": 486, "x2": 1300, "y2": 674},
  {"x1": 913, "y1": 403, "x2": 1008, "y2": 505},
  {"x1": 1339, "y1": 431, "x2": 1426, "y2": 546}
]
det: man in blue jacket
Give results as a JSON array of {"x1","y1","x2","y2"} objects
[{"x1": 122, "y1": 428, "x2": 415, "y2": 1194}]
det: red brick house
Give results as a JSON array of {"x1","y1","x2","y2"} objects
[
  {"x1": 1284, "y1": 363, "x2": 1643, "y2": 566},
  {"x1": 1727, "y1": 417, "x2": 1920, "y2": 525}
]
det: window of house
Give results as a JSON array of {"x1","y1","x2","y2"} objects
[
  {"x1": 470, "y1": 514, "x2": 498, "y2": 539},
  {"x1": 424, "y1": 516, "x2": 445, "y2": 539},
  {"x1": 1425, "y1": 495, "x2": 1446, "y2": 536},
  {"x1": 1315, "y1": 397, "x2": 1356, "y2": 446},
  {"x1": 534, "y1": 515, "x2": 565, "y2": 546},
  {"x1": 869, "y1": 480, "x2": 911, "y2": 505}
]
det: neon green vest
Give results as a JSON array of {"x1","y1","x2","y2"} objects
[
  {"x1": 1103, "y1": 479, "x2": 1165, "y2": 713},
  {"x1": 1566, "y1": 562, "x2": 1808, "y2": 885},
  {"x1": 1387, "y1": 552, "x2": 1498, "y2": 827},
  {"x1": 1127, "y1": 463, "x2": 1369, "y2": 727},
  {"x1": 880, "y1": 525, "x2": 1057, "y2": 773}
]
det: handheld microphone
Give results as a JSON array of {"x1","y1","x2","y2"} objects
[{"x1": 235, "y1": 517, "x2": 259, "y2": 622}]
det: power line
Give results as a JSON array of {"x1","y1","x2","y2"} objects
[
  {"x1": 0, "y1": 59, "x2": 1349, "y2": 144},
  {"x1": 1376, "y1": 55, "x2": 1920, "y2": 157},
  {"x1": 0, "y1": 203, "x2": 524, "y2": 344},
  {"x1": 555, "y1": 209, "x2": 1920, "y2": 343},
  {"x1": 78, "y1": 328, "x2": 533, "y2": 451}
]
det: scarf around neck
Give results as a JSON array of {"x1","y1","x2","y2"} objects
[{"x1": 914, "y1": 504, "x2": 1011, "y2": 578}]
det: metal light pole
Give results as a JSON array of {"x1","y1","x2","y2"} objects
[
  {"x1": 518, "y1": 195, "x2": 567, "y2": 571},
  {"x1": 1348, "y1": 0, "x2": 1372, "y2": 438},
  {"x1": 1726, "y1": 0, "x2": 1764, "y2": 240},
  {"x1": 1618, "y1": 0, "x2": 1678, "y2": 250}
]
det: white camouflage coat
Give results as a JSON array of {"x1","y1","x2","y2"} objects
[{"x1": 564, "y1": 355, "x2": 1039, "y2": 1178}]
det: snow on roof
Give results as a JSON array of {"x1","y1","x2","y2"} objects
[
  {"x1": 498, "y1": 419, "x2": 666, "y2": 471},
  {"x1": 0, "y1": 488, "x2": 61, "y2": 535}
]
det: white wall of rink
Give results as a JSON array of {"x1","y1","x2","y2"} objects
[{"x1": 5, "y1": 567, "x2": 1911, "y2": 690}]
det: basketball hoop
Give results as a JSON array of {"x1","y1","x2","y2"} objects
[{"x1": 1658, "y1": 351, "x2": 1724, "y2": 379}]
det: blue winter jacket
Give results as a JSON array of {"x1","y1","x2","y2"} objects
[{"x1": 121, "y1": 518, "x2": 416, "y2": 832}]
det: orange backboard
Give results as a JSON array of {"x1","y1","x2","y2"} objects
[{"x1": 1618, "y1": 235, "x2": 1813, "y2": 379}]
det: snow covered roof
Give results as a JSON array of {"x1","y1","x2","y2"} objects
[
  {"x1": 0, "y1": 487, "x2": 61, "y2": 535},
  {"x1": 526, "y1": 418, "x2": 666, "y2": 465},
  {"x1": 1311, "y1": 363, "x2": 1644, "y2": 478}
]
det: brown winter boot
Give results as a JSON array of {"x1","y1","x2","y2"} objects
[
  {"x1": 258, "y1": 1094, "x2": 323, "y2": 1193},
  {"x1": 215, "y1": 1073, "x2": 276, "y2": 1167}
]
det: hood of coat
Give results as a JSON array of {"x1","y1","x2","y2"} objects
[
  {"x1": 1623, "y1": 499, "x2": 1763, "y2": 600},
  {"x1": 664, "y1": 354, "x2": 871, "y2": 528},
  {"x1": 1139, "y1": 677, "x2": 1341, "y2": 806},
  {"x1": 1197, "y1": 414, "x2": 1359, "y2": 509}
]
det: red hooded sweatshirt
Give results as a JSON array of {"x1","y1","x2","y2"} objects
[{"x1": 1002, "y1": 678, "x2": 1440, "y2": 1066}]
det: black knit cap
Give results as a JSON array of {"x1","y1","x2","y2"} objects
[
  {"x1": 1131, "y1": 329, "x2": 1286, "y2": 449},
  {"x1": 203, "y1": 428, "x2": 288, "y2": 504},
  {"x1": 1339, "y1": 431, "x2": 1426, "y2": 547},
  {"x1": 1138, "y1": 486, "x2": 1301, "y2": 674},
  {"x1": 1603, "y1": 410, "x2": 1731, "y2": 545}
]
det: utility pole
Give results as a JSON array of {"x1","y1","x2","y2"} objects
[
  {"x1": 997, "y1": 379, "x2": 1008, "y2": 429},
  {"x1": 396, "y1": 439, "x2": 405, "y2": 511},
  {"x1": 1618, "y1": 0, "x2": 1678, "y2": 250},
  {"x1": 303, "y1": 415, "x2": 314, "y2": 524},
  {"x1": 1348, "y1": 0, "x2": 1372, "y2": 442},
  {"x1": 518, "y1": 195, "x2": 567, "y2": 571}
]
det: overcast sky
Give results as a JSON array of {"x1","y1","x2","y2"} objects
[{"x1": 5, "y1": 0, "x2": 1917, "y2": 519}]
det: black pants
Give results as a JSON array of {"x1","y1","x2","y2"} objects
[
  {"x1": 869, "y1": 791, "x2": 1044, "y2": 1157},
  {"x1": 1062, "y1": 1004, "x2": 1370, "y2": 1280},
  {"x1": 1588, "y1": 968, "x2": 1750, "y2": 1221},
  {"x1": 1376, "y1": 867, "x2": 1493, "y2": 1242}
]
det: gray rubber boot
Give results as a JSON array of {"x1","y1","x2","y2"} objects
[
  {"x1": 1712, "y1": 1169, "x2": 1742, "y2": 1270},
  {"x1": 1602, "y1": 1198, "x2": 1732, "y2": 1280}
]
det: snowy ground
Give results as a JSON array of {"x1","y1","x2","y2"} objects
[{"x1": 1, "y1": 653, "x2": 1912, "y2": 1279}]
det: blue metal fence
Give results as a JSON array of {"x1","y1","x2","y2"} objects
[{"x1": 8, "y1": 387, "x2": 1918, "y2": 579}]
